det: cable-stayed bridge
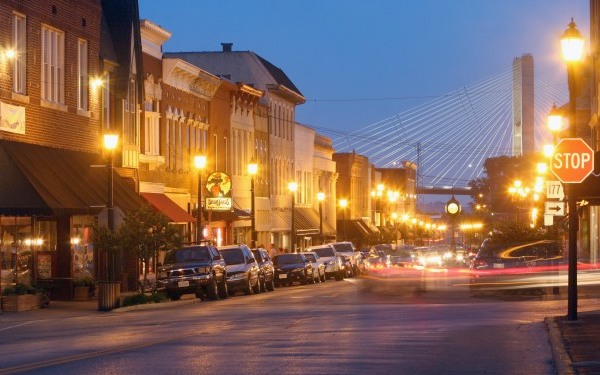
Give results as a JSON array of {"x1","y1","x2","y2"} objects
[{"x1": 323, "y1": 63, "x2": 568, "y2": 195}]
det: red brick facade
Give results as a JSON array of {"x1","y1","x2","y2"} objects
[{"x1": 0, "y1": 0, "x2": 103, "y2": 153}]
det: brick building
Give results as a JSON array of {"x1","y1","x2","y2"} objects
[{"x1": 0, "y1": 0, "x2": 144, "y2": 299}]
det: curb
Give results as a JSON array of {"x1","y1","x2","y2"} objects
[
  {"x1": 545, "y1": 317, "x2": 575, "y2": 375},
  {"x1": 112, "y1": 297, "x2": 200, "y2": 313}
]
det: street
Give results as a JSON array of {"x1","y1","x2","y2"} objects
[{"x1": 3, "y1": 278, "x2": 599, "y2": 374}]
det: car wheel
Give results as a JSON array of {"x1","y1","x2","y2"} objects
[
  {"x1": 259, "y1": 276, "x2": 266, "y2": 293},
  {"x1": 267, "y1": 275, "x2": 275, "y2": 291},
  {"x1": 244, "y1": 277, "x2": 253, "y2": 295},
  {"x1": 252, "y1": 277, "x2": 261, "y2": 294},
  {"x1": 206, "y1": 275, "x2": 220, "y2": 300},
  {"x1": 218, "y1": 276, "x2": 229, "y2": 299}
]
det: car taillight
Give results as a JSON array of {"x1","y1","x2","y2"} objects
[{"x1": 473, "y1": 259, "x2": 488, "y2": 269}]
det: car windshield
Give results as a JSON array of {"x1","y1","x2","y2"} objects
[
  {"x1": 220, "y1": 248, "x2": 245, "y2": 265},
  {"x1": 304, "y1": 254, "x2": 316, "y2": 262},
  {"x1": 164, "y1": 247, "x2": 210, "y2": 264},
  {"x1": 332, "y1": 243, "x2": 354, "y2": 253},
  {"x1": 274, "y1": 254, "x2": 304, "y2": 265},
  {"x1": 251, "y1": 250, "x2": 262, "y2": 261},
  {"x1": 312, "y1": 247, "x2": 335, "y2": 257}
]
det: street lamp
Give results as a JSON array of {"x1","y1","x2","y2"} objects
[
  {"x1": 248, "y1": 159, "x2": 258, "y2": 248},
  {"x1": 194, "y1": 155, "x2": 207, "y2": 243},
  {"x1": 289, "y1": 182, "x2": 298, "y2": 252},
  {"x1": 317, "y1": 192, "x2": 325, "y2": 244},
  {"x1": 560, "y1": 18, "x2": 585, "y2": 321},
  {"x1": 339, "y1": 199, "x2": 348, "y2": 241},
  {"x1": 548, "y1": 103, "x2": 563, "y2": 144},
  {"x1": 104, "y1": 134, "x2": 118, "y2": 232},
  {"x1": 103, "y1": 133, "x2": 118, "y2": 283}
]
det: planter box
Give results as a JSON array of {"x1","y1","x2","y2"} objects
[
  {"x1": 1, "y1": 294, "x2": 41, "y2": 312},
  {"x1": 73, "y1": 286, "x2": 91, "y2": 301}
]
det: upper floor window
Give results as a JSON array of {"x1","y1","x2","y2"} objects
[
  {"x1": 41, "y1": 25, "x2": 64, "y2": 103},
  {"x1": 13, "y1": 13, "x2": 26, "y2": 95},
  {"x1": 77, "y1": 39, "x2": 88, "y2": 110},
  {"x1": 102, "y1": 71, "x2": 110, "y2": 129}
]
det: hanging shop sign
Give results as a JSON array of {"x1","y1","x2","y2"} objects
[
  {"x1": 205, "y1": 171, "x2": 232, "y2": 211},
  {"x1": 0, "y1": 101, "x2": 26, "y2": 135}
]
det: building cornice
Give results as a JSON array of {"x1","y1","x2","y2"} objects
[
  {"x1": 163, "y1": 58, "x2": 221, "y2": 100},
  {"x1": 266, "y1": 84, "x2": 306, "y2": 104}
]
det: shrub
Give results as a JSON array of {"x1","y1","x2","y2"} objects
[
  {"x1": 73, "y1": 277, "x2": 95, "y2": 287},
  {"x1": 2, "y1": 283, "x2": 36, "y2": 296},
  {"x1": 121, "y1": 292, "x2": 167, "y2": 307}
]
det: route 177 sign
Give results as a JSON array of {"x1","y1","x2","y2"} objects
[{"x1": 205, "y1": 171, "x2": 232, "y2": 211}]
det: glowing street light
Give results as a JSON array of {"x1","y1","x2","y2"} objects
[
  {"x1": 195, "y1": 155, "x2": 207, "y2": 242},
  {"x1": 339, "y1": 198, "x2": 348, "y2": 241},
  {"x1": 289, "y1": 182, "x2": 298, "y2": 251},
  {"x1": 248, "y1": 158, "x2": 258, "y2": 248},
  {"x1": 317, "y1": 192, "x2": 325, "y2": 244},
  {"x1": 560, "y1": 18, "x2": 585, "y2": 321}
]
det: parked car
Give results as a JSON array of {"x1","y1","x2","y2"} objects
[
  {"x1": 273, "y1": 253, "x2": 314, "y2": 286},
  {"x1": 302, "y1": 251, "x2": 326, "y2": 283},
  {"x1": 251, "y1": 248, "x2": 275, "y2": 292},
  {"x1": 218, "y1": 244, "x2": 260, "y2": 295},
  {"x1": 330, "y1": 241, "x2": 360, "y2": 276},
  {"x1": 340, "y1": 254, "x2": 353, "y2": 277},
  {"x1": 307, "y1": 244, "x2": 344, "y2": 281},
  {"x1": 470, "y1": 239, "x2": 566, "y2": 291},
  {"x1": 156, "y1": 244, "x2": 228, "y2": 301}
]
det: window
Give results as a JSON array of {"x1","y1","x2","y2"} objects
[
  {"x1": 41, "y1": 25, "x2": 64, "y2": 103},
  {"x1": 124, "y1": 79, "x2": 137, "y2": 144},
  {"x1": 77, "y1": 39, "x2": 88, "y2": 110},
  {"x1": 144, "y1": 104, "x2": 160, "y2": 156},
  {"x1": 102, "y1": 71, "x2": 110, "y2": 129},
  {"x1": 13, "y1": 13, "x2": 26, "y2": 94}
]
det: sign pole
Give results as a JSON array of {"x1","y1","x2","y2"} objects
[{"x1": 567, "y1": 183, "x2": 578, "y2": 320}]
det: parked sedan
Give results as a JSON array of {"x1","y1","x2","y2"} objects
[
  {"x1": 251, "y1": 248, "x2": 275, "y2": 292},
  {"x1": 273, "y1": 253, "x2": 314, "y2": 286},
  {"x1": 302, "y1": 251, "x2": 326, "y2": 283},
  {"x1": 218, "y1": 244, "x2": 260, "y2": 295}
]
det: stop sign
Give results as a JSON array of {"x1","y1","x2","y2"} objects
[{"x1": 551, "y1": 138, "x2": 595, "y2": 183}]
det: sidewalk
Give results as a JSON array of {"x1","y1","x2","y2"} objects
[
  {"x1": 546, "y1": 313, "x2": 600, "y2": 375},
  {"x1": 0, "y1": 296, "x2": 199, "y2": 325}
]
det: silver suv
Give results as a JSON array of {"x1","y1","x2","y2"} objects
[{"x1": 330, "y1": 242, "x2": 360, "y2": 277}]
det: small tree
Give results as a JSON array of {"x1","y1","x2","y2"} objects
[
  {"x1": 119, "y1": 205, "x2": 183, "y2": 292},
  {"x1": 91, "y1": 224, "x2": 121, "y2": 281}
]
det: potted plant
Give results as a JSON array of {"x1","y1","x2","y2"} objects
[
  {"x1": 73, "y1": 277, "x2": 95, "y2": 301},
  {"x1": 1, "y1": 283, "x2": 41, "y2": 312}
]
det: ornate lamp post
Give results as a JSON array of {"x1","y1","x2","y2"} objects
[
  {"x1": 339, "y1": 199, "x2": 348, "y2": 241},
  {"x1": 194, "y1": 155, "x2": 207, "y2": 243},
  {"x1": 248, "y1": 159, "x2": 258, "y2": 248},
  {"x1": 445, "y1": 196, "x2": 461, "y2": 250},
  {"x1": 317, "y1": 192, "x2": 325, "y2": 244},
  {"x1": 103, "y1": 133, "x2": 118, "y2": 281},
  {"x1": 560, "y1": 18, "x2": 585, "y2": 321},
  {"x1": 289, "y1": 182, "x2": 298, "y2": 252}
]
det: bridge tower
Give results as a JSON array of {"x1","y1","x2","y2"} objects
[{"x1": 512, "y1": 53, "x2": 535, "y2": 156}]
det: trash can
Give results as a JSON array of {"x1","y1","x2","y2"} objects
[{"x1": 98, "y1": 281, "x2": 121, "y2": 311}]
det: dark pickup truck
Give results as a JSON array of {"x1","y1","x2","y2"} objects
[{"x1": 156, "y1": 244, "x2": 228, "y2": 300}]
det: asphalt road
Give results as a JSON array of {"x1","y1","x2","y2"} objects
[{"x1": 0, "y1": 277, "x2": 596, "y2": 375}]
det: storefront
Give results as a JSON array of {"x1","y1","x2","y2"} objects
[{"x1": 0, "y1": 140, "x2": 143, "y2": 300}]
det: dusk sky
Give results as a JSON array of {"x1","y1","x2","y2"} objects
[{"x1": 139, "y1": 1, "x2": 589, "y2": 138}]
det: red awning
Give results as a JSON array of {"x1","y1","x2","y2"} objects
[{"x1": 140, "y1": 193, "x2": 196, "y2": 223}]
